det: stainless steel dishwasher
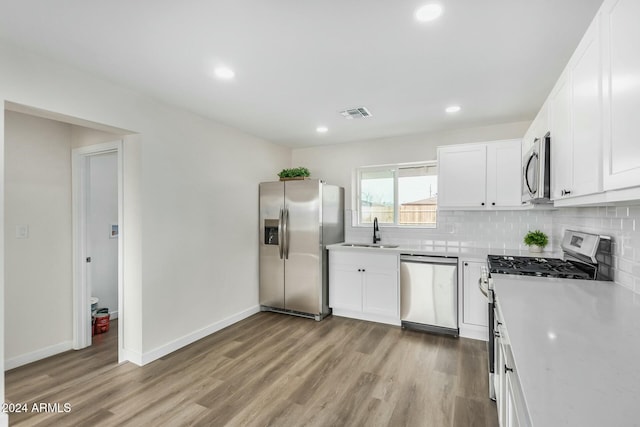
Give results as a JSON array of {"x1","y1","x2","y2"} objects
[{"x1": 400, "y1": 254, "x2": 458, "y2": 336}]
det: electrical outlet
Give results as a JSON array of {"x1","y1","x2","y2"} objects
[{"x1": 16, "y1": 225, "x2": 29, "y2": 239}]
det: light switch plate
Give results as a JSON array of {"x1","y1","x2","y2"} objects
[{"x1": 16, "y1": 225, "x2": 29, "y2": 239}]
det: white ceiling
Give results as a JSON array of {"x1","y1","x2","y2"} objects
[{"x1": 0, "y1": 0, "x2": 603, "y2": 148}]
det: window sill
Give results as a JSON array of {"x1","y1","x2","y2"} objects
[{"x1": 353, "y1": 224, "x2": 438, "y2": 230}]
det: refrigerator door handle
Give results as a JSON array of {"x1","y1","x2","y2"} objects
[
  {"x1": 283, "y1": 208, "x2": 290, "y2": 259},
  {"x1": 278, "y1": 208, "x2": 284, "y2": 259}
]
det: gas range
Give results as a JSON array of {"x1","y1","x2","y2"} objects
[
  {"x1": 487, "y1": 255, "x2": 594, "y2": 280},
  {"x1": 488, "y1": 229, "x2": 613, "y2": 282}
]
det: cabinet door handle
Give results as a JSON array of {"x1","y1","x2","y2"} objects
[
  {"x1": 491, "y1": 202, "x2": 496, "y2": 206},
  {"x1": 481, "y1": 202, "x2": 485, "y2": 206},
  {"x1": 464, "y1": 262, "x2": 468, "y2": 266},
  {"x1": 362, "y1": 269, "x2": 366, "y2": 272},
  {"x1": 505, "y1": 365, "x2": 513, "y2": 374},
  {"x1": 357, "y1": 269, "x2": 361, "y2": 272},
  {"x1": 561, "y1": 189, "x2": 572, "y2": 196}
]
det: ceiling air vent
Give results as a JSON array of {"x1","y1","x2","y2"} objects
[{"x1": 339, "y1": 107, "x2": 372, "y2": 120}]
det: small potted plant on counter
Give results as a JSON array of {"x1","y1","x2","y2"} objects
[
  {"x1": 278, "y1": 167, "x2": 311, "y2": 181},
  {"x1": 524, "y1": 230, "x2": 548, "y2": 253}
]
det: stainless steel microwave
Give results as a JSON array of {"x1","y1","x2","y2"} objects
[{"x1": 521, "y1": 132, "x2": 551, "y2": 204}]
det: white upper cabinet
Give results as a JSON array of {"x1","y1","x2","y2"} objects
[
  {"x1": 486, "y1": 141, "x2": 523, "y2": 208},
  {"x1": 601, "y1": 0, "x2": 640, "y2": 191},
  {"x1": 550, "y1": 15, "x2": 603, "y2": 201},
  {"x1": 571, "y1": 15, "x2": 603, "y2": 197},
  {"x1": 537, "y1": 0, "x2": 640, "y2": 206},
  {"x1": 438, "y1": 144, "x2": 487, "y2": 208},
  {"x1": 522, "y1": 100, "x2": 549, "y2": 154},
  {"x1": 438, "y1": 140, "x2": 522, "y2": 210},
  {"x1": 549, "y1": 70, "x2": 574, "y2": 199}
]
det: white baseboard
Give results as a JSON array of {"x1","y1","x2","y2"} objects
[
  {"x1": 120, "y1": 348, "x2": 143, "y2": 366},
  {"x1": 138, "y1": 305, "x2": 260, "y2": 366},
  {"x1": 5, "y1": 341, "x2": 73, "y2": 371},
  {"x1": 110, "y1": 310, "x2": 118, "y2": 320},
  {"x1": 0, "y1": 411, "x2": 8, "y2": 427}
]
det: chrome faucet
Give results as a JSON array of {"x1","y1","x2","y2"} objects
[{"x1": 373, "y1": 217, "x2": 381, "y2": 244}]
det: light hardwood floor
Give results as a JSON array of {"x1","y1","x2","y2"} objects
[{"x1": 6, "y1": 314, "x2": 498, "y2": 426}]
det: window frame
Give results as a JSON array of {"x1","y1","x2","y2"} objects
[{"x1": 355, "y1": 161, "x2": 438, "y2": 229}]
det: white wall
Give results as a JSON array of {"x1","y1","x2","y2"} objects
[
  {"x1": 292, "y1": 121, "x2": 530, "y2": 210},
  {"x1": 4, "y1": 111, "x2": 74, "y2": 366},
  {"x1": 0, "y1": 36, "x2": 291, "y2": 393},
  {"x1": 87, "y1": 152, "x2": 118, "y2": 318}
]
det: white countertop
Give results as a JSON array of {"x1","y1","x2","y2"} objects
[
  {"x1": 493, "y1": 274, "x2": 640, "y2": 426},
  {"x1": 326, "y1": 242, "x2": 562, "y2": 263}
]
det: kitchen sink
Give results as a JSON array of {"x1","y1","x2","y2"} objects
[{"x1": 340, "y1": 243, "x2": 399, "y2": 249}]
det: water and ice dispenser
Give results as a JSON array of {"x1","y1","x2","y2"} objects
[{"x1": 264, "y1": 219, "x2": 279, "y2": 245}]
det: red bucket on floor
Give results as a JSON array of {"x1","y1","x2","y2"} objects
[{"x1": 94, "y1": 312, "x2": 110, "y2": 334}]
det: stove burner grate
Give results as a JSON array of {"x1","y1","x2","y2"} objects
[{"x1": 487, "y1": 255, "x2": 595, "y2": 280}]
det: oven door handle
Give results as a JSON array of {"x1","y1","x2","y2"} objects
[{"x1": 478, "y1": 277, "x2": 488, "y2": 298}]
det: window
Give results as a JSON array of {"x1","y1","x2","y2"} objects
[{"x1": 357, "y1": 162, "x2": 438, "y2": 227}]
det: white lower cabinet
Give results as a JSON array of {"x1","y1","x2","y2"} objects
[
  {"x1": 495, "y1": 302, "x2": 531, "y2": 427},
  {"x1": 329, "y1": 266, "x2": 363, "y2": 312},
  {"x1": 459, "y1": 260, "x2": 489, "y2": 340},
  {"x1": 329, "y1": 251, "x2": 399, "y2": 325},
  {"x1": 362, "y1": 269, "x2": 399, "y2": 317}
]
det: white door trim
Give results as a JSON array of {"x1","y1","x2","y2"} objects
[{"x1": 71, "y1": 140, "x2": 124, "y2": 361}]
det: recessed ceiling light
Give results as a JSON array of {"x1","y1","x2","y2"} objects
[
  {"x1": 415, "y1": 4, "x2": 443, "y2": 22},
  {"x1": 445, "y1": 105, "x2": 461, "y2": 113},
  {"x1": 316, "y1": 126, "x2": 328, "y2": 133},
  {"x1": 213, "y1": 66, "x2": 235, "y2": 80}
]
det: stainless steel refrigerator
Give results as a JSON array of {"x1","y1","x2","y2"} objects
[{"x1": 259, "y1": 179, "x2": 344, "y2": 320}]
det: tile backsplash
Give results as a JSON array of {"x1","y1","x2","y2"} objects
[
  {"x1": 553, "y1": 206, "x2": 640, "y2": 294},
  {"x1": 345, "y1": 205, "x2": 640, "y2": 294},
  {"x1": 345, "y1": 209, "x2": 555, "y2": 252}
]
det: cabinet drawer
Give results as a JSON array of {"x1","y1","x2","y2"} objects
[{"x1": 329, "y1": 251, "x2": 398, "y2": 271}]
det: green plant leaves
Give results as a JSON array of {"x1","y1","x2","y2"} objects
[
  {"x1": 277, "y1": 167, "x2": 310, "y2": 178},
  {"x1": 524, "y1": 230, "x2": 548, "y2": 247}
]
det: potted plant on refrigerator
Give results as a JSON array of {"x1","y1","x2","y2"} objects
[
  {"x1": 524, "y1": 230, "x2": 548, "y2": 253},
  {"x1": 278, "y1": 167, "x2": 311, "y2": 181}
]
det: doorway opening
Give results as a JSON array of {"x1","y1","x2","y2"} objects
[
  {"x1": 3, "y1": 101, "x2": 131, "y2": 369},
  {"x1": 72, "y1": 141, "x2": 124, "y2": 357}
]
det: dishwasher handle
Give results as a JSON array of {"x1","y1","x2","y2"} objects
[{"x1": 400, "y1": 254, "x2": 458, "y2": 265}]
